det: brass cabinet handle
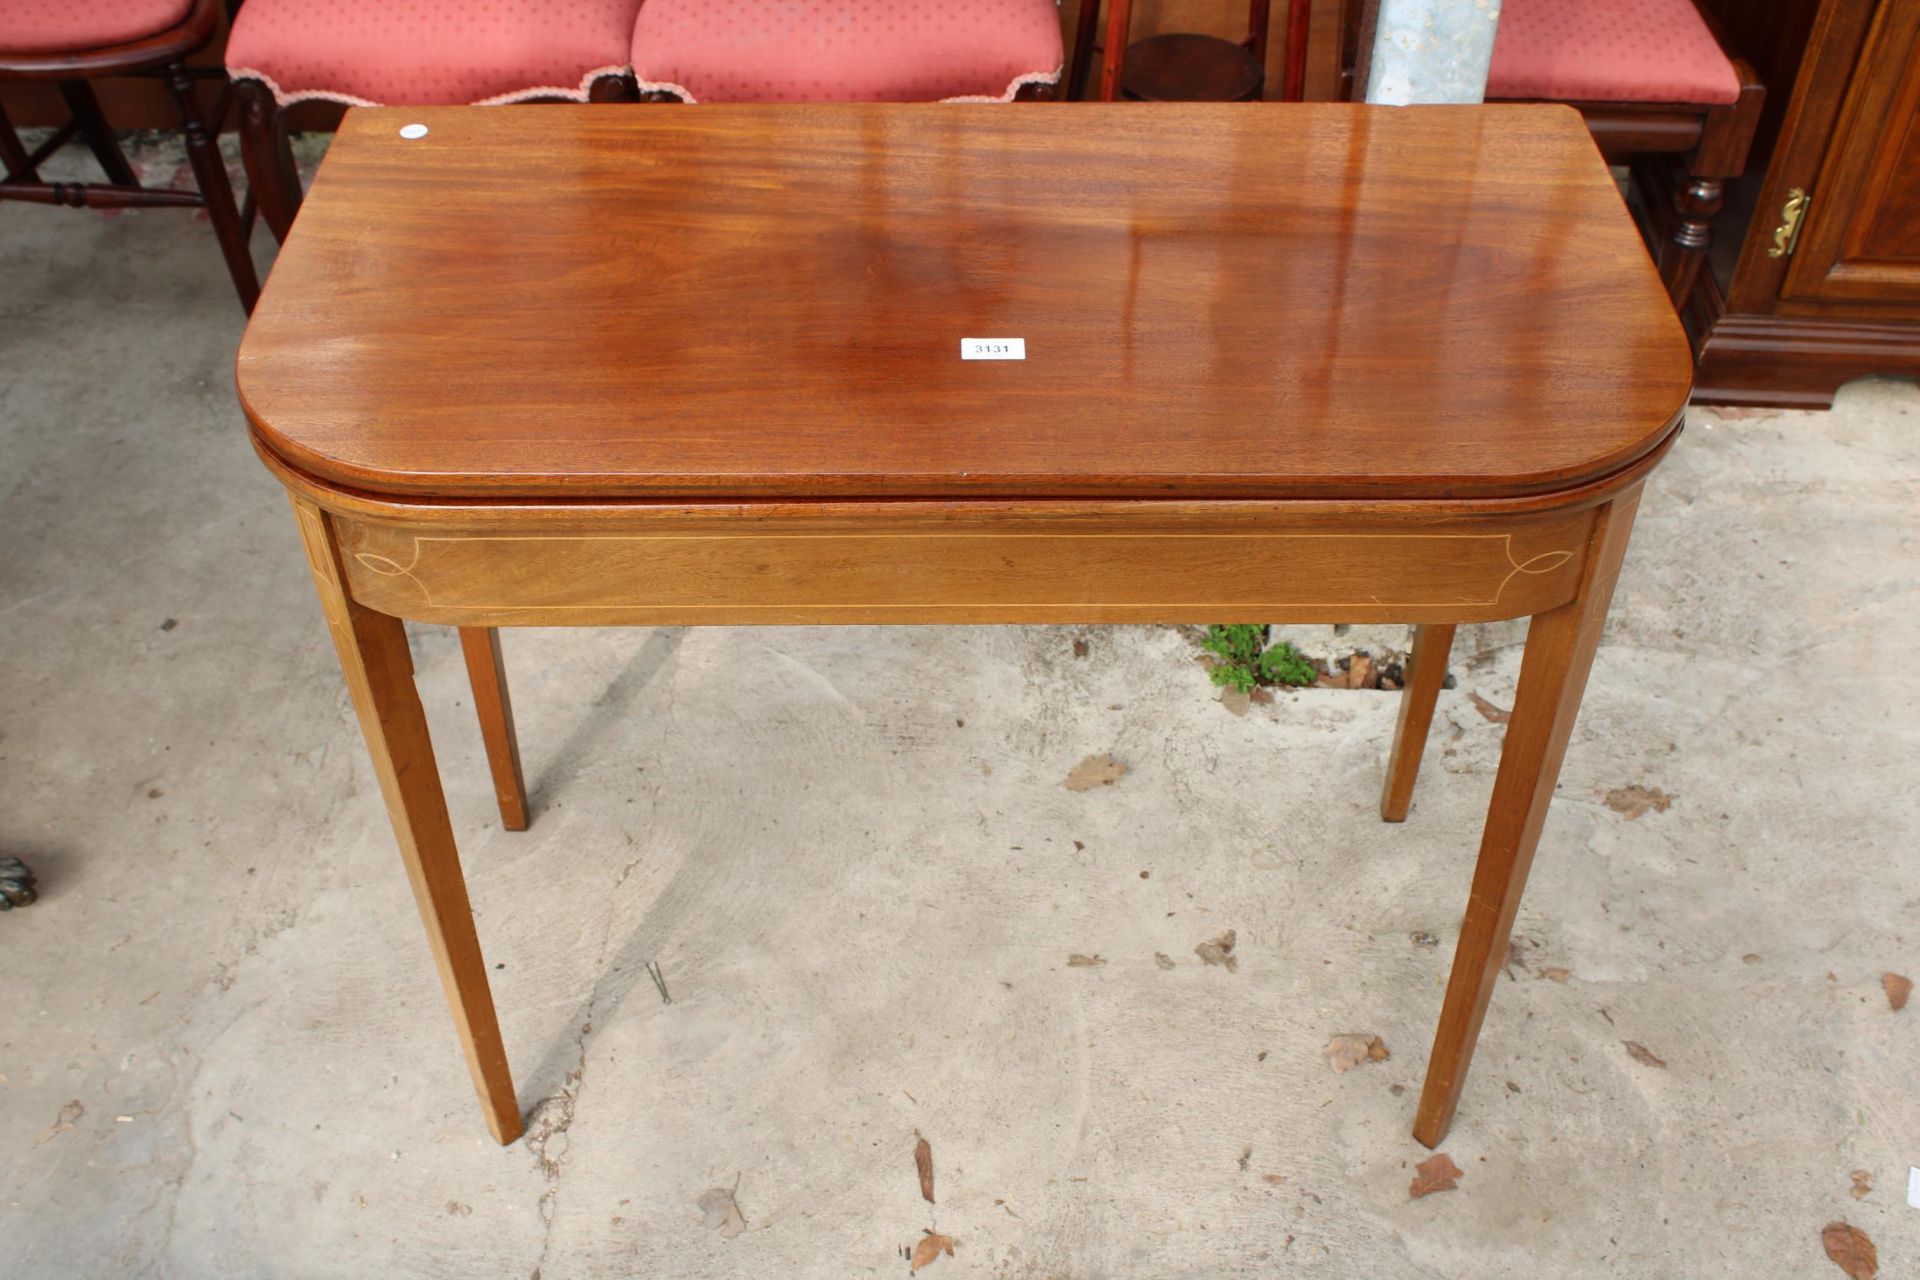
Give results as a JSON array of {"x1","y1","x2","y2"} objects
[{"x1": 1768, "y1": 188, "x2": 1809, "y2": 258}]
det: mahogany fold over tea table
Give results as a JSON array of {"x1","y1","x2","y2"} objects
[{"x1": 236, "y1": 104, "x2": 1691, "y2": 1149}]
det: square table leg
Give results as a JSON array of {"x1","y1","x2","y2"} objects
[
  {"x1": 291, "y1": 497, "x2": 524, "y2": 1145},
  {"x1": 458, "y1": 627, "x2": 530, "y2": 833},
  {"x1": 1413, "y1": 486, "x2": 1643, "y2": 1147},
  {"x1": 1380, "y1": 623, "x2": 1456, "y2": 823}
]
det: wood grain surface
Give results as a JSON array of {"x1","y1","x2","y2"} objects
[{"x1": 238, "y1": 103, "x2": 1691, "y2": 503}]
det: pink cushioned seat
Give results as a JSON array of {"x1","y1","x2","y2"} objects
[
  {"x1": 0, "y1": 0, "x2": 192, "y2": 54},
  {"x1": 226, "y1": 0, "x2": 640, "y2": 106},
  {"x1": 630, "y1": 0, "x2": 1063, "y2": 103},
  {"x1": 1487, "y1": 0, "x2": 1739, "y2": 106}
]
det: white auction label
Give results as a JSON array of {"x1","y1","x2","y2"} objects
[{"x1": 961, "y1": 338, "x2": 1025, "y2": 361}]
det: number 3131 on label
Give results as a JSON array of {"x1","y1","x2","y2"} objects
[{"x1": 961, "y1": 338, "x2": 1026, "y2": 361}]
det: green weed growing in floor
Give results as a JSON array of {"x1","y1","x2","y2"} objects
[{"x1": 1200, "y1": 625, "x2": 1318, "y2": 693}]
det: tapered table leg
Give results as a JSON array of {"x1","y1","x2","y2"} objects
[
  {"x1": 459, "y1": 627, "x2": 530, "y2": 832},
  {"x1": 1413, "y1": 487, "x2": 1643, "y2": 1148},
  {"x1": 291, "y1": 497, "x2": 523, "y2": 1145},
  {"x1": 1381, "y1": 623, "x2": 1455, "y2": 822}
]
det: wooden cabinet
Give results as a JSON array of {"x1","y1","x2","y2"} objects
[
  {"x1": 1695, "y1": 0, "x2": 1920, "y2": 405},
  {"x1": 1778, "y1": 2, "x2": 1920, "y2": 307}
]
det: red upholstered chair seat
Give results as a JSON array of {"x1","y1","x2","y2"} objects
[
  {"x1": 226, "y1": 0, "x2": 640, "y2": 106},
  {"x1": 629, "y1": 0, "x2": 1064, "y2": 103},
  {"x1": 0, "y1": 0, "x2": 192, "y2": 54},
  {"x1": 1487, "y1": 0, "x2": 1739, "y2": 106}
]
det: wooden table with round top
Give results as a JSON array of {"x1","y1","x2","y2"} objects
[{"x1": 236, "y1": 102, "x2": 1692, "y2": 1151}]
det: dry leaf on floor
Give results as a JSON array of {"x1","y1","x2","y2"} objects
[
  {"x1": 1322, "y1": 1034, "x2": 1390, "y2": 1073},
  {"x1": 1066, "y1": 954, "x2": 1106, "y2": 968},
  {"x1": 1409, "y1": 1153, "x2": 1464, "y2": 1198},
  {"x1": 1468, "y1": 691, "x2": 1511, "y2": 724},
  {"x1": 1315, "y1": 654, "x2": 1378, "y2": 690},
  {"x1": 1605, "y1": 785, "x2": 1674, "y2": 819},
  {"x1": 1850, "y1": 1170, "x2": 1872, "y2": 1199},
  {"x1": 1249, "y1": 687, "x2": 1274, "y2": 705},
  {"x1": 1504, "y1": 938, "x2": 1527, "y2": 979},
  {"x1": 35, "y1": 1099, "x2": 83, "y2": 1146},
  {"x1": 911, "y1": 1230, "x2": 956, "y2": 1272},
  {"x1": 914, "y1": 1135, "x2": 935, "y2": 1204},
  {"x1": 1065, "y1": 753, "x2": 1127, "y2": 791},
  {"x1": 1543, "y1": 967, "x2": 1572, "y2": 983},
  {"x1": 1882, "y1": 973, "x2": 1912, "y2": 1011},
  {"x1": 1219, "y1": 687, "x2": 1251, "y2": 717},
  {"x1": 1154, "y1": 953, "x2": 1175, "y2": 970},
  {"x1": 696, "y1": 1184, "x2": 746, "y2": 1238},
  {"x1": 1195, "y1": 930, "x2": 1238, "y2": 972},
  {"x1": 1623, "y1": 1041, "x2": 1667, "y2": 1069},
  {"x1": 1072, "y1": 638, "x2": 1089, "y2": 658},
  {"x1": 1821, "y1": 1222, "x2": 1878, "y2": 1279}
]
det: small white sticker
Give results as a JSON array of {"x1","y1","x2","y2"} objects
[
  {"x1": 1908, "y1": 1166, "x2": 1919, "y2": 1209},
  {"x1": 399, "y1": 123, "x2": 429, "y2": 139},
  {"x1": 961, "y1": 338, "x2": 1025, "y2": 361}
]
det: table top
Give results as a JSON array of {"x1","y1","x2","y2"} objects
[{"x1": 238, "y1": 103, "x2": 1691, "y2": 504}]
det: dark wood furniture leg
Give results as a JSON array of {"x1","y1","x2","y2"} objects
[
  {"x1": 163, "y1": 64, "x2": 259, "y2": 309},
  {"x1": 1658, "y1": 60, "x2": 1764, "y2": 308},
  {"x1": 0, "y1": 102, "x2": 39, "y2": 180},
  {"x1": 55, "y1": 80, "x2": 138, "y2": 185},
  {"x1": 1068, "y1": 0, "x2": 1101, "y2": 100},
  {"x1": 1413, "y1": 487, "x2": 1642, "y2": 1148},
  {"x1": 292, "y1": 498, "x2": 523, "y2": 1145},
  {"x1": 458, "y1": 627, "x2": 529, "y2": 832},
  {"x1": 1380, "y1": 622, "x2": 1454, "y2": 823},
  {"x1": 1099, "y1": 0, "x2": 1135, "y2": 101},
  {"x1": 238, "y1": 80, "x2": 301, "y2": 243}
]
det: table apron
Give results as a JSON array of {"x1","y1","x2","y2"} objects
[{"x1": 329, "y1": 503, "x2": 1599, "y2": 627}]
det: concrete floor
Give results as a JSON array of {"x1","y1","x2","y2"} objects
[{"x1": 3, "y1": 160, "x2": 1919, "y2": 1280}]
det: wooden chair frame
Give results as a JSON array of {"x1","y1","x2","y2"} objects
[
  {"x1": 1486, "y1": 15, "x2": 1765, "y2": 310},
  {"x1": 0, "y1": 0, "x2": 260, "y2": 310},
  {"x1": 1336, "y1": 0, "x2": 1765, "y2": 310}
]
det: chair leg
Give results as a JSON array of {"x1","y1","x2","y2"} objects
[
  {"x1": 1380, "y1": 623, "x2": 1454, "y2": 822},
  {"x1": 237, "y1": 80, "x2": 300, "y2": 245},
  {"x1": 1413, "y1": 487, "x2": 1643, "y2": 1148},
  {"x1": 56, "y1": 80, "x2": 138, "y2": 187},
  {"x1": 458, "y1": 627, "x2": 530, "y2": 833},
  {"x1": 1067, "y1": 0, "x2": 1101, "y2": 101},
  {"x1": 1099, "y1": 0, "x2": 1136, "y2": 101},
  {"x1": 0, "y1": 101, "x2": 39, "y2": 182},
  {"x1": 1659, "y1": 172, "x2": 1722, "y2": 308},
  {"x1": 292, "y1": 498, "x2": 524, "y2": 1145},
  {"x1": 166, "y1": 64, "x2": 259, "y2": 311}
]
